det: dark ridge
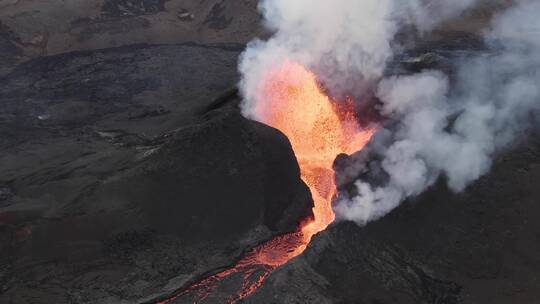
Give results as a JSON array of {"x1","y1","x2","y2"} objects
[{"x1": 203, "y1": 87, "x2": 240, "y2": 114}]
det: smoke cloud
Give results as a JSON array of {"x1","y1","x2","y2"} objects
[
  {"x1": 239, "y1": 0, "x2": 540, "y2": 225},
  {"x1": 336, "y1": 0, "x2": 540, "y2": 224},
  {"x1": 239, "y1": 0, "x2": 482, "y2": 116}
]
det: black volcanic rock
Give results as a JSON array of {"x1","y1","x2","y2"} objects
[
  {"x1": 0, "y1": 42, "x2": 244, "y2": 153},
  {"x1": 99, "y1": 106, "x2": 312, "y2": 240},
  {"x1": 0, "y1": 43, "x2": 313, "y2": 304},
  {"x1": 0, "y1": 104, "x2": 313, "y2": 304}
]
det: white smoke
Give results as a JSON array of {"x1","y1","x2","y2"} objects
[
  {"x1": 239, "y1": 0, "x2": 393, "y2": 116},
  {"x1": 239, "y1": 0, "x2": 540, "y2": 225},
  {"x1": 239, "y1": 0, "x2": 481, "y2": 118},
  {"x1": 336, "y1": 0, "x2": 540, "y2": 225}
]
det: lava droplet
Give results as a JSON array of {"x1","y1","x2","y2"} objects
[{"x1": 157, "y1": 61, "x2": 374, "y2": 304}]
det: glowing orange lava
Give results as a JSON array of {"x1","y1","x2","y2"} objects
[
  {"x1": 157, "y1": 61, "x2": 373, "y2": 304},
  {"x1": 255, "y1": 60, "x2": 374, "y2": 257}
]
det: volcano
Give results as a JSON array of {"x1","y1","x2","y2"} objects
[{"x1": 2, "y1": 1, "x2": 540, "y2": 304}]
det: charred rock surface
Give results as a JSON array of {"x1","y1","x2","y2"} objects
[
  {"x1": 0, "y1": 43, "x2": 313, "y2": 304},
  {"x1": 0, "y1": 42, "x2": 243, "y2": 137}
]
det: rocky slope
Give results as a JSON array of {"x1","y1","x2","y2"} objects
[{"x1": 0, "y1": 42, "x2": 312, "y2": 303}]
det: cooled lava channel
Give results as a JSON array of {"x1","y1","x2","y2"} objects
[{"x1": 158, "y1": 61, "x2": 373, "y2": 304}]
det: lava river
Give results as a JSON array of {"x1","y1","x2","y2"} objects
[{"x1": 158, "y1": 61, "x2": 374, "y2": 304}]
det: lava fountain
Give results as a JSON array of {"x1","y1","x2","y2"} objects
[
  {"x1": 157, "y1": 61, "x2": 373, "y2": 304},
  {"x1": 256, "y1": 60, "x2": 374, "y2": 248}
]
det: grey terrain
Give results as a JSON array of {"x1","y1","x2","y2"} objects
[{"x1": 1, "y1": 1, "x2": 539, "y2": 304}]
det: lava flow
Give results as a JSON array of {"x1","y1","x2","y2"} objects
[{"x1": 158, "y1": 61, "x2": 373, "y2": 304}]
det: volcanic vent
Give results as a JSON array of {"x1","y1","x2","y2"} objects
[{"x1": 157, "y1": 61, "x2": 374, "y2": 303}]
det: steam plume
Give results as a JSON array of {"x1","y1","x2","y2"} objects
[
  {"x1": 239, "y1": 0, "x2": 480, "y2": 115},
  {"x1": 239, "y1": 0, "x2": 540, "y2": 225},
  {"x1": 336, "y1": 0, "x2": 540, "y2": 224}
]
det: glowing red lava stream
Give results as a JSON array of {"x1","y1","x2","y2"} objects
[{"x1": 157, "y1": 61, "x2": 373, "y2": 304}]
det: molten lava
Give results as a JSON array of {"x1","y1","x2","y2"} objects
[
  {"x1": 158, "y1": 61, "x2": 373, "y2": 304},
  {"x1": 256, "y1": 60, "x2": 373, "y2": 250}
]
